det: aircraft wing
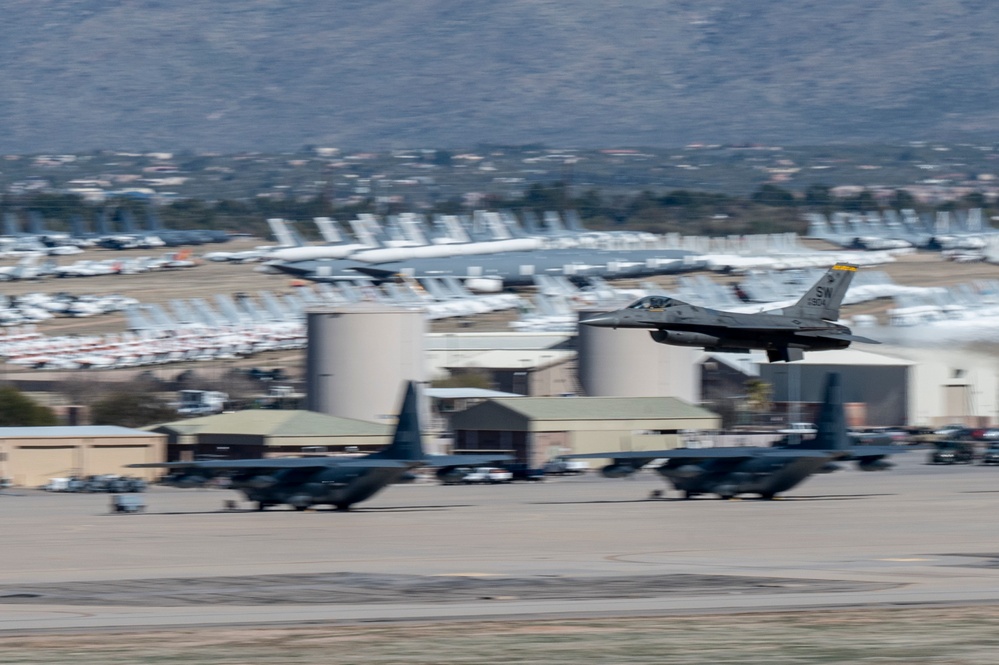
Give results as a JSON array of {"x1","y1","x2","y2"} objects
[
  {"x1": 842, "y1": 445, "x2": 912, "y2": 459},
  {"x1": 349, "y1": 265, "x2": 400, "y2": 280},
  {"x1": 267, "y1": 262, "x2": 314, "y2": 277},
  {"x1": 795, "y1": 330, "x2": 881, "y2": 344},
  {"x1": 423, "y1": 454, "x2": 514, "y2": 468},
  {"x1": 128, "y1": 458, "x2": 414, "y2": 470},
  {"x1": 565, "y1": 448, "x2": 832, "y2": 461}
]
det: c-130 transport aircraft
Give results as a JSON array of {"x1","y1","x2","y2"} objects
[
  {"x1": 130, "y1": 382, "x2": 509, "y2": 511},
  {"x1": 565, "y1": 373, "x2": 911, "y2": 500},
  {"x1": 581, "y1": 263, "x2": 878, "y2": 362}
]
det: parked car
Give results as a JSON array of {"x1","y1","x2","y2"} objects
[
  {"x1": 929, "y1": 441, "x2": 975, "y2": 465},
  {"x1": 544, "y1": 458, "x2": 590, "y2": 475},
  {"x1": 934, "y1": 423, "x2": 971, "y2": 439},
  {"x1": 778, "y1": 422, "x2": 818, "y2": 435},
  {"x1": 980, "y1": 444, "x2": 999, "y2": 465},
  {"x1": 437, "y1": 466, "x2": 473, "y2": 485},
  {"x1": 462, "y1": 467, "x2": 513, "y2": 484},
  {"x1": 505, "y1": 464, "x2": 545, "y2": 482}
]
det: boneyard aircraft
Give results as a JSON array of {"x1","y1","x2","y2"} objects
[
  {"x1": 581, "y1": 263, "x2": 877, "y2": 362},
  {"x1": 130, "y1": 382, "x2": 509, "y2": 511},
  {"x1": 565, "y1": 373, "x2": 910, "y2": 500}
]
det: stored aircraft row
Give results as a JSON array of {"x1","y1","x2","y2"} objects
[
  {"x1": 269, "y1": 248, "x2": 703, "y2": 292},
  {"x1": 2, "y1": 209, "x2": 230, "y2": 253}
]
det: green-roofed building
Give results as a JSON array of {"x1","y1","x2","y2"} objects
[
  {"x1": 149, "y1": 410, "x2": 394, "y2": 461},
  {"x1": 450, "y1": 396, "x2": 720, "y2": 468}
]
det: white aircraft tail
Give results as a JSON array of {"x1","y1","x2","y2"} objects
[
  {"x1": 313, "y1": 217, "x2": 343, "y2": 244},
  {"x1": 267, "y1": 218, "x2": 299, "y2": 248},
  {"x1": 350, "y1": 214, "x2": 382, "y2": 248}
]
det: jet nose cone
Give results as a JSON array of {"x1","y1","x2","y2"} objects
[{"x1": 581, "y1": 312, "x2": 621, "y2": 328}]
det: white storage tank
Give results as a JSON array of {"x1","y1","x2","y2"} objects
[
  {"x1": 576, "y1": 309, "x2": 700, "y2": 401},
  {"x1": 306, "y1": 303, "x2": 426, "y2": 423}
]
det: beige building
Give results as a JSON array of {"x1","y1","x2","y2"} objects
[
  {"x1": 149, "y1": 410, "x2": 393, "y2": 461},
  {"x1": 0, "y1": 426, "x2": 166, "y2": 488},
  {"x1": 451, "y1": 396, "x2": 720, "y2": 467}
]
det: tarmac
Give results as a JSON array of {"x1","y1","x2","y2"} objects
[{"x1": 2, "y1": 453, "x2": 999, "y2": 633}]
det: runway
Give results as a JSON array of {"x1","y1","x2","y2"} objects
[{"x1": 2, "y1": 454, "x2": 999, "y2": 632}]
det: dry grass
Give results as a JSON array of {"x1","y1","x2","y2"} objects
[{"x1": 3, "y1": 606, "x2": 999, "y2": 664}]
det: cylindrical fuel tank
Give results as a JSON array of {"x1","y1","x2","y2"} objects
[
  {"x1": 306, "y1": 303, "x2": 426, "y2": 422},
  {"x1": 576, "y1": 309, "x2": 700, "y2": 400}
]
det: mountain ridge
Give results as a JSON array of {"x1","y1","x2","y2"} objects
[{"x1": 2, "y1": 1, "x2": 998, "y2": 152}]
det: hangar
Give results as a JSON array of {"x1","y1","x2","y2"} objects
[
  {"x1": 451, "y1": 396, "x2": 719, "y2": 467},
  {"x1": 758, "y1": 346, "x2": 999, "y2": 427},
  {"x1": 761, "y1": 349, "x2": 914, "y2": 426},
  {"x1": 149, "y1": 410, "x2": 393, "y2": 461},
  {"x1": 0, "y1": 426, "x2": 166, "y2": 488}
]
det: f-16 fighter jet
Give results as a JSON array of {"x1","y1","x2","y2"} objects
[{"x1": 581, "y1": 263, "x2": 877, "y2": 362}]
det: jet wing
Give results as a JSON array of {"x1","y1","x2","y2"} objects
[
  {"x1": 795, "y1": 330, "x2": 881, "y2": 344},
  {"x1": 423, "y1": 454, "x2": 514, "y2": 468},
  {"x1": 128, "y1": 458, "x2": 414, "y2": 470}
]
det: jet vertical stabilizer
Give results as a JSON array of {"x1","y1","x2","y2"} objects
[
  {"x1": 95, "y1": 210, "x2": 110, "y2": 236},
  {"x1": 399, "y1": 213, "x2": 429, "y2": 245},
  {"x1": 267, "y1": 219, "x2": 299, "y2": 248},
  {"x1": 349, "y1": 215, "x2": 382, "y2": 248},
  {"x1": 146, "y1": 209, "x2": 163, "y2": 232},
  {"x1": 28, "y1": 211, "x2": 45, "y2": 236},
  {"x1": 440, "y1": 215, "x2": 471, "y2": 243},
  {"x1": 70, "y1": 214, "x2": 86, "y2": 239},
  {"x1": 564, "y1": 210, "x2": 586, "y2": 232},
  {"x1": 3, "y1": 212, "x2": 20, "y2": 236},
  {"x1": 780, "y1": 264, "x2": 856, "y2": 322},
  {"x1": 119, "y1": 209, "x2": 137, "y2": 234},
  {"x1": 313, "y1": 217, "x2": 343, "y2": 244},
  {"x1": 521, "y1": 211, "x2": 542, "y2": 235}
]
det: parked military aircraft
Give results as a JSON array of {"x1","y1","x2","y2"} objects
[
  {"x1": 581, "y1": 263, "x2": 877, "y2": 362},
  {"x1": 129, "y1": 382, "x2": 509, "y2": 511},
  {"x1": 565, "y1": 373, "x2": 909, "y2": 500},
  {"x1": 270, "y1": 248, "x2": 702, "y2": 292}
]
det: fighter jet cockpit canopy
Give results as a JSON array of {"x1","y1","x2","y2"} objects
[{"x1": 626, "y1": 296, "x2": 681, "y2": 310}]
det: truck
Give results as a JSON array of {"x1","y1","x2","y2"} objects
[{"x1": 177, "y1": 389, "x2": 228, "y2": 415}]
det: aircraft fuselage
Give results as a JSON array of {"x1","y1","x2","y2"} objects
[
  {"x1": 164, "y1": 465, "x2": 414, "y2": 510},
  {"x1": 581, "y1": 293, "x2": 869, "y2": 362},
  {"x1": 656, "y1": 455, "x2": 833, "y2": 499}
]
